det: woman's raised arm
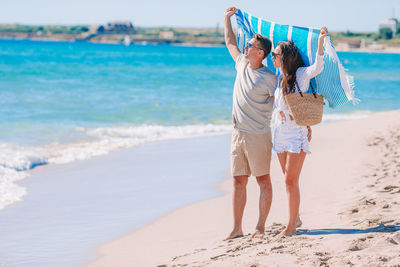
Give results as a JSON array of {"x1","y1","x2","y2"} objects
[{"x1": 302, "y1": 27, "x2": 328, "y2": 79}]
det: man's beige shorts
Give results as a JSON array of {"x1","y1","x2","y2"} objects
[{"x1": 231, "y1": 129, "x2": 272, "y2": 177}]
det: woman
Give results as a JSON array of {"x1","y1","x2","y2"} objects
[{"x1": 271, "y1": 27, "x2": 328, "y2": 236}]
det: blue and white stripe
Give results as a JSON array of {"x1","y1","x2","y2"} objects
[{"x1": 234, "y1": 9, "x2": 357, "y2": 108}]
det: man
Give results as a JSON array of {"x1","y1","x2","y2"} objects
[{"x1": 224, "y1": 6, "x2": 277, "y2": 239}]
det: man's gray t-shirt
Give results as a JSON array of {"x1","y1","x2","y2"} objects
[{"x1": 232, "y1": 54, "x2": 277, "y2": 134}]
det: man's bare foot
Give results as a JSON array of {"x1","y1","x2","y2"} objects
[
  {"x1": 251, "y1": 229, "x2": 265, "y2": 238},
  {"x1": 224, "y1": 230, "x2": 244, "y2": 240},
  {"x1": 295, "y1": 217, "x2": 303, "y2": 228}
]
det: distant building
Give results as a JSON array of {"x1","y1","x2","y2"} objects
[
  {"x1": 90, "y1": 21, "x2": 134, "y2": 34},
  {"x1": 379, "y1": 18, "x2": 399, "y2": 35},
  {"x1": 104, "y1": 21, "x2": 134, "y2": 33}
]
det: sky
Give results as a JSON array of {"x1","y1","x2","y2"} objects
[{"x1": 1, "y1": 0, "x2": 399, "y2": 32}]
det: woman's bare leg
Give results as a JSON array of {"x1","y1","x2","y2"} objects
[
  {"x1": 277, "y1": 152, "x2": 287, "y2": 174},
  {"x1": 282, "y1": 150, "x2": 306, "y2": 236}
]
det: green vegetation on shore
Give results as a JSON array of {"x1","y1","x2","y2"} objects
[
  {"x1": 0, "y1": 25, "x2": 90, "y2": 34},
  {"x1": 330, "y1": 28, "x2": 400, "y2": 47},
  {"x1": 1, "y1": 24, "x2": 399, "y2": 49},
  {"x1": 0, "y1": 24, "x2": 225, "y2": 45}
]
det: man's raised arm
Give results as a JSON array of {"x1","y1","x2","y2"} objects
[{"x1": 224, "y1": 7, "x2": 241, "y2": 62}]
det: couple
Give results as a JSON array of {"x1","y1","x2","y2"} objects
[{"x1": 224, "y1": 6, "x2": 328, "y2": 239}]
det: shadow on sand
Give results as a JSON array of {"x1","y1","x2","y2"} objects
[{"x1": 297, "y1": 224, "x2": 400, "y2": 236}]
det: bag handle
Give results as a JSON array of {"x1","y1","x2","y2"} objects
[{"x1": 294, "y1": 80, "x2": 317, "y2": 99}]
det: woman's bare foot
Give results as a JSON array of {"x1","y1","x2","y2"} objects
[
  {"x1": 276, "y1": 227, "x2": 296, "y2": 238},
  {"x1": 251, "y1": 229, "x2": 265, "y2": 238},
  {"x1": 296, "y1": 217, "x2": 303, "y2": 228},
  {"x1": 224, "y1": 230, "x2": 244, "y2": 240}
]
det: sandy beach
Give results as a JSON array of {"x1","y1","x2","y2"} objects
[{"x1": 86, "y1": 111, "x2": 400, "y2": 267}]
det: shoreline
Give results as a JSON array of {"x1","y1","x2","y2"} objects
[
  {"x1": 0, "y1": 110, "x2": 378, "y2": 212},
  {"x1": 0, "y1": 134, "x2": 231, "y2": 267},
  {"x1": 86, "y1": 110, "x2": 400, "y2": 267}
]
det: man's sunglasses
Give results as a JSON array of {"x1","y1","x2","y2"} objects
[{"x1": 247, "y1": 42, "x2": 266, "y2": 52}]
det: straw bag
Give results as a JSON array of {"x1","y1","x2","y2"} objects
[{"x1": 284, "y1": 81, "x2": 323, "y2": 126}]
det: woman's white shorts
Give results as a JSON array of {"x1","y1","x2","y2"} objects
[{"x1": 273, "y1": 120, "x2": 311, "y2": 154}]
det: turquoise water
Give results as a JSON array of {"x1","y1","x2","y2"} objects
[
  {"x1": 0, "y1": 39, "x2": 399, "y2": 209},
  {"x1": 339, "y1": 52, "x2": 400, "y2": 112},
  {"x1": 1, "y1": 40, "x2": 399, "y2": 147},
  {"x1": 1, "y1": 40, "x2": 399, "y2": 146},
  {"x1": 0, "y1": 40, "x2": 234, "y2": 146}
]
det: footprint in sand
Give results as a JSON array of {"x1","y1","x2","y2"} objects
[
  {"x1": 379, "y1": 256, "x2": 389, "y2": 262},
  {"x1": 315, "y1": 252, "x2": 332, "y2": 266},
  {"x1": 367, "y1": 218, "x2": 381, "y2": 226},
  {"x1": 256, "y1": 251, "x2": 268, "y2": 256},
  {"x1": 383, "y1": 185, "x2": 399, "y2": 192},
  {"x1": 226, "y1": 245, "x2": 243, "y2": 253},
  {"x1": 390, "y1": 231, "x2": 400, "y2": 243},
  {"x1": 365, "y1": 199, "x2": 376, "y2": 205},
  {"x1": 351, "y1": 208, "x2": 359, "y2": 214},
  {"x1": 386, "y1": 237, "x2": 398, "y2": 245},
  {"x1": 270, "y1": 245, "x2": 285, "y2": 252},
  {"x1": 210, "y1": 253, "x2": 227, "y2": 260},
  {"x1": 348, "y1": 238, "x2": 369, "y2": 251},
  {"x1": 193, "y1": 248, "x2": 207, "y2": 253},
  {"x1": 390, "y1": 189, "x2": 400, "y2": 194}
]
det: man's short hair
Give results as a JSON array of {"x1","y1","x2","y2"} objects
[{"x1": 253, "y1": 33, "x2": 272, "y2": 59}]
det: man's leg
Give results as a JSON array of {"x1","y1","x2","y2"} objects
[
  {"x1": 226, "y1": 175, "x2": 248, "y2": 240},
  {"x1": 252, "y1": 174, "x2": 273, "y2": 237}
]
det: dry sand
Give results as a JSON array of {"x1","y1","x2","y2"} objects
[{"x1": 86, "y1": 111, "x2": 400, "y2": 267}]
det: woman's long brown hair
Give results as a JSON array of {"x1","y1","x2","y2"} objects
[{"x1": 278, "y1": 41, "x2": 305, "y2": 95}]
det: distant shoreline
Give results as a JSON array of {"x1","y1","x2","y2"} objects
[
  {"x1": 0, "y1": 36, "x2": 226, "y2": 48},
  {"x1": 2, "y1": 23, "x2": 400, "y2": 53},
  {"x1": 0, "y1": 36, "x2": 225, "y2": 47}
]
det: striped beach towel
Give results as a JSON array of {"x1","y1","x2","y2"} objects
[{"x1": 235, "y1": 9, "x2": 358, "y2": 108}]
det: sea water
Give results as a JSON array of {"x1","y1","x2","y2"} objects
[
  {"x1": 0, "y1": 39, "x2": 399, "y2": 210},
  {"x1": 0, "y1": 39, "x2": 400, "y2": 267}
]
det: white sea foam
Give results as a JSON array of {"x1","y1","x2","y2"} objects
[
  {"x1": 0, "y1": 143, "x2": 48, "y2": 210},
  {"x1": 0, "y1": 143, "x2": 48, "y2": 171},
  {"x1": 0, "y1": 124, "x2": 232, "y2": 210},
  {"x1": 0, "y1": 113, "x2": 378, "y2": 210},
  {"x1": 47, "y1": 124, "x2": 233, "y2": 164},
  {"x1": 0, "y1": 166, "x2": 28, "y2": 208},
  {"x1": 322, "y1": 111, "x2": 373, "y2": 123}
]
